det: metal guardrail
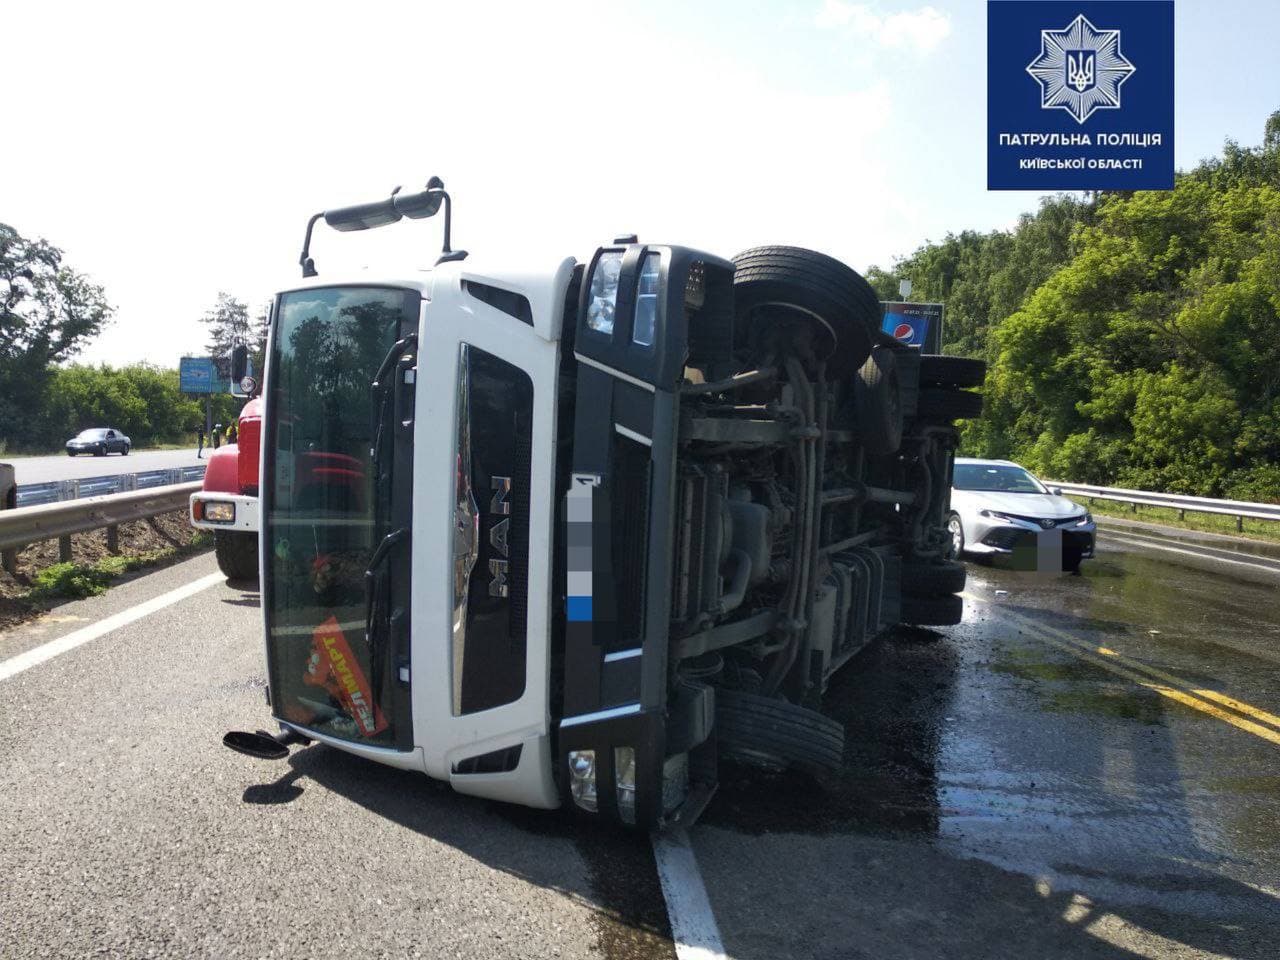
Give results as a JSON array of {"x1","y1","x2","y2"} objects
[
  {"x1": 1048, "y1": 481, "x2": 1280, "y2": 531},
  {"x1": 0, "y1": 482, "x2": 201, "y2": 571},
  {"x1": 15, "y1": 465, "x2": 206, "y2": 507}
]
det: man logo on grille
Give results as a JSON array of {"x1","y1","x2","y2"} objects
[{"x1": 1026, "y1": 14, "x2": 1135, "y2": 124}]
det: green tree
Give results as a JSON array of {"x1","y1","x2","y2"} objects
[
  {"x1": 973, "y1": 114, "x2": 1280, "y2": 500},
  {"x1": 201, "y1": 292, "x2": 252, "y2": 379},
  {"x1": 0, "y1": 223, "x2": 112, "y2": 444}
]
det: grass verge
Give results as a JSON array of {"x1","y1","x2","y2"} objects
[
  {"x1": 1088, "y1": 497, "x2": 1280, "y2": 545},
  {"x1": 20, "y1": 532, "x2": 212, "y2": 607}
]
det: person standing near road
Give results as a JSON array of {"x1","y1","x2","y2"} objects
[
  {"x1": 213, "y1": 423, "x2": 222, "y2": 449},
  {"x1": 197, "y1": 425, "x2": 205, "y2": 458}
]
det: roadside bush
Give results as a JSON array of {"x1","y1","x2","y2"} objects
[{"x1": 28, "y1": 561, "x2": 118, "y2": 600}]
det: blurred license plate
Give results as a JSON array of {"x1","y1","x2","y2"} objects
[
  {"x1": 1009, "y1": 528, "x2": 1063, "y2": 572},
  {"x1": 1036, "y1": 528, "x2": 1063, "y2": 572}
]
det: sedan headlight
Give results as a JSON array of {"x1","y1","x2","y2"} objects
[
  {"x1": 585, "y1": 251, "x2": 624, "y2": 335},
  {"x1": 1075, "y1": 512, "x2": 1093, "y2": 526},
  {"x1": 979, "y1": 509, "x2": 1016, "y2": 522}
]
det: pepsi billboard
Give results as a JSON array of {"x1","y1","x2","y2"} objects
[{"x1": 880, "y1": 302, "x2": 943, "y2": 353}]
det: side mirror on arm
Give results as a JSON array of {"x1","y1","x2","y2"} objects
[
  {"x1": 230, "y1": 344, "x2": 249, "y2": 383},
  {"x1": 1050, "y1": 486, "x2": 1063, "y2": 496}
]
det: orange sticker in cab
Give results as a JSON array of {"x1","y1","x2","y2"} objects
[{"x1": 305, "y1": 616, "x2": 388, "y2": 737}]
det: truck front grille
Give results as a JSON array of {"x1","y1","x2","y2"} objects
[{"x1": 612, "y1": 434, "x2": 651, "y2": 643}]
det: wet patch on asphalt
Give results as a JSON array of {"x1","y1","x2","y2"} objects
[{"x1": 702, "y1": 629, "x2": 959, "y2": 837}]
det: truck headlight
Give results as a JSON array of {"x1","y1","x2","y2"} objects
[
  {"x1": 203, "y1": 501, "x2": 236, "y2": 523},
  {"x1": 632, "y1": 254, "x2": 660, "y2": 347},
  {"x1": 614, "y1": 747, "x2": 637, "y2": 824},
  {"x1": 586, "y1": 251, "x2": 623, "y2": 335},
  {"x1": 568, "y1": 749, "x2": 598, "y2": 812}
]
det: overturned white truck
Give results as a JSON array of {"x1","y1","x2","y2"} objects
[{"x1": 224, "y1": 179, "x2": 985, "y2": 827}]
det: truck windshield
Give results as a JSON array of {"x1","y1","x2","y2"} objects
[{"x1": 262, "y1": 285, "x2": 417, "y2": 747}]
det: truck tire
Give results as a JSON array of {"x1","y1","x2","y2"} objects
[
  {"x1": 902, "y1": 558, "x2": 966, "y2": 596},
  {"x1": 214, "y1": 531, "x2": 258, "y2": 581},
  {"x1": 915, "y1": 387, "x2": 984, "y2": 422},
  {"x1": 715, "y1": 687, "x2": 845, "y2": 776},
  {"x1": 920, "y1": 355, "x2": 986, "y2": 389},
  {"x1": 900, "y1": 593, "x2": 963, "y2": 626},
  {"x1": 732, "y1": 246, "x2": 880, "y2": 375},
  {"x1": 853, "y1": 347, "x2": 903, "y2": 455}
]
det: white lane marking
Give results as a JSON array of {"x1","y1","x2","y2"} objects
[
  {"x1": 651, "y1": 827, "x2": 727, "y2": 960},
  {"x1": 1106, "y1": 534, "x2": 1280, "y2": 573},
  {"x1": 0, "y1": 572, "x2": 225, "y2": 682}
]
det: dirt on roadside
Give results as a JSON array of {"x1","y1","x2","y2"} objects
[{"x1": 0, "y1": 511, "x2": 210, "y2": 630}]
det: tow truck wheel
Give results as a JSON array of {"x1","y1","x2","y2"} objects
[
  {"x1": 715, "y1": 687, "x2": 845, "y2": 776},
  {"x1": 214, "y1": 531, "x2": 258, "y2": 581},
  {"x1": 732, "y1": 246, "x2": 880, "y2": 376}
]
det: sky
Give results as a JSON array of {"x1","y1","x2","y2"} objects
[{"x1": 2, "y1": 0, "x2": 1277, "y2": 367}]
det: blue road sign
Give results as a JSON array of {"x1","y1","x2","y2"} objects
[{"x1": 179, "y1": 356, "x2": 217, "y2": 394}]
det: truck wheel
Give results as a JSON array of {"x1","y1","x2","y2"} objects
[
  {"x1": 853, "y1": 347, "x2": 903, "y2": 455},
  {"x1": 900, "y1": 593, "x2": 963, "y2": 626},
  {"x1": 920, "y1": 355, "x2": 986, "y2": 389},
  {"x1": 732, "y1": 246, "x2": 880, "y2": 375},
  {"x1": 915, "y1": 387, "x2": 984, "y2": 422},
  {"x1": 902, "y1": 558, "x2": 966, "y2": 596},
  {"x1": 214, "y1": 531, "x2": 258, "y2": 581},
  {"x1": 715, "y1": 687, "x2": 845, "y2": 776}
]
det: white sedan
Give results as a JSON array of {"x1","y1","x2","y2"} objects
[{"x1": 947, "y1": 458, "x2": 1096, "y2": 571}]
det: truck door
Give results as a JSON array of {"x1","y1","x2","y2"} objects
[{"x1": 410, "y1": 268, "x2": 566, "y2": 808}]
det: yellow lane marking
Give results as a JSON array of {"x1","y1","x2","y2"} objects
[
  {"x1": 963, "y1": 590, "x2": 1280, "y2": 729},
  {"x1": 1021, "y1": 612, "x2": 1280, "y2": 731},
  {"x1": 962, "y1": 592, "x2": 1280, "y2": 746}
]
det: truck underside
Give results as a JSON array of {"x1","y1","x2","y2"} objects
[{"x1": 553, "y1": 245, "x2": 983, "y2": 825}]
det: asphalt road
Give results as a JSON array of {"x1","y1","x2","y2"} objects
[
  {"x1": 9, "y1": 448, "x2": 205, "y2": 485},
  {"x1": 2, "y1": 536, "x2": 1278, "y2": 959}
]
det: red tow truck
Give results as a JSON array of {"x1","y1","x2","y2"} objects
[{"x1": 190, "y1": 395, "x2": 262, "y2": 579}]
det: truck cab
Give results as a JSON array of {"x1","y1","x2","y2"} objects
[{"x1": 225, "y1": 181, "x2": 984, "y2": 828}]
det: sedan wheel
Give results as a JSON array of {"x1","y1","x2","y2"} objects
[{"x1": 946, "y1": 513, "x2": 965, "y2": 559}]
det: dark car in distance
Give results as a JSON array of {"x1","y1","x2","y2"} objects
[{"x1": 66, "y1": 428, "x2": 131, "y2": 456}]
